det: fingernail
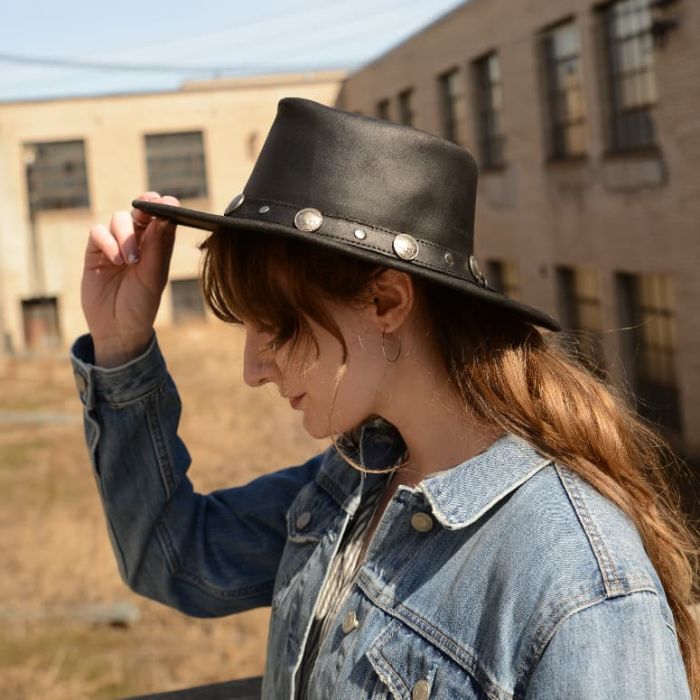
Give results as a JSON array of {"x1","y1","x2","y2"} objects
[
  {"x1": 115, "y1": 253, "x2": 125, "y2": 265},
  {"x1": 128, "y1": 253, "x2": 140, "y2": 265}
]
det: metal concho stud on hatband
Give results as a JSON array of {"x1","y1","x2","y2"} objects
[
  {"x1": 392, "y1": 234, "x2": 419, "y2": 261},
  {"x1": 225, "y1": 193, "x2": 245, "y2": 214},
  {"x1": 294, "y1": 208, "x2": 323, "y2": 232},
  {"x1": 468, "y1": 255, "x2": 487, "y2": 286}
]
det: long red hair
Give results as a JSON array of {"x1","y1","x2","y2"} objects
[{"x1": 198, "y1": 228, "x2": 700, "y2": 695}]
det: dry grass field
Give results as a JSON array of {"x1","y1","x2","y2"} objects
[
  {"x1": 0, "y1": 320, "x2": 325, "y2": 699},
  {"x1": 3, "y1": 319, "x2": 700, "y2": 700}
]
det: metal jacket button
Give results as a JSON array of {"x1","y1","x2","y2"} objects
[
  {"x1": 410, "y1": 512, "x2": 433, "y2": 532},
  {"x1": 342, "y1": 610, "x2": 359, "y2": 634},
  {"x1": 296, "y1": 511, "x2": 311, "y2": 530},
  {"x1": 412, "y1": 679, "x2": 431, "y2": 700}
]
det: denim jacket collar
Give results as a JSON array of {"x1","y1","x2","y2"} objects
[
  {"x1": 316, "y1": 418, "x2": 552, "y2": 530},
  {"x1": 419, "y1": 432, "x2": 553, "y2": 530}
]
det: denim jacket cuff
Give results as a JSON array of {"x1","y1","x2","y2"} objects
[{"x1": 69, "y1": 331, "x2": 166, "y2": 410}]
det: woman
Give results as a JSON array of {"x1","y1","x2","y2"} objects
[{"x1": 71, "y1": 97, "x2": 698, "y2": 698}]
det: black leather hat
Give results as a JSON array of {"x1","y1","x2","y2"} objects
[{"x1": 133, "y1": 97, "x2": 560, "y2": 331}]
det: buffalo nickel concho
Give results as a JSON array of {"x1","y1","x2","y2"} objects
[
  {"x1": 468, "y1": 255, "x2": 487, "y2": 287},
  {"x1": 392, "y1": 233, "x2": 419, "y2": 261},
  {"x1": 294, "y1": 208, "x2": 324, "y2": 232},
  {"x1": 224, "y1": 193, "x2": 245, "y2": 215}
]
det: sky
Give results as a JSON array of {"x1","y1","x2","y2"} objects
[{"x1": 0, "y1": 0, "x2": 465, "y2": 103}]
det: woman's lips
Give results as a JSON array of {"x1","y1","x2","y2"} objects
[{"x1": 289, "y1": 393, "x2": 305, "y2": 409}]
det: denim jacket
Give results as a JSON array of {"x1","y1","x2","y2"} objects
[{"x1": 70, "y1": 330, "x2": 690, "y2": 699}]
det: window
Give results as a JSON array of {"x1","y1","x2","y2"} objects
[
  {"x1": 472, "y1": 52, "x2": 505, "y2": 168},
  {"x1": 398, "y1": 89, "x2": 414, "y2": 126},
  {"x1": 22, "y1": 297, "x2": 61, "y2": 350},
  {"x1": 539, "y1": 20, "x2": 586, "y2": 159},
  {"x1": 617, "y1": 272, "x2": 680, "y2": 433},
  {"x1": 598, "y1": 0, "x2": 657, "y2": 152},
  {"x1": 171, "y1": 278, "x2": 206, "y2": 324},
  {"x1": 24, "y1": 140, "x2": 89, "y2": 212},
  {"x1": 376, "y1": 99, "x2": 391, "y2": 120},
  {"x1": 437, "y1": 68, "x2": 463, "y2": 144},
  {"x1": 145, "y1": 131, "x2": 208, "y2": 200},
  {"x1": 486, "y1": 260, "x2": 520, "y2": 300},
  {"x1": 556, "y1": 267, "x2": 605, "y2": 374}
]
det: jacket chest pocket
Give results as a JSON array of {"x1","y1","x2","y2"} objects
[
  {"x1": 366, "y1": 618, "x2": 489, "y2": 700},
  {"x1": 271, "y1": 481, "x2": 343, "y2": 612}
]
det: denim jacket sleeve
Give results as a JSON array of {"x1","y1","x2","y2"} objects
[
  {"x1": 525, "y1": 589, "x2": 691, "y2": 698},
  {"x1": 69, "y1": 330, "x2": 323, "y2": 618}
]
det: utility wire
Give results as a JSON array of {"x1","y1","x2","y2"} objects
[
  {"x1": 0, "y1": 52, "x2": 351, "y2": 75},
  {"x1": 0, "y1": 0, "x2": 460, "y2": 76}
]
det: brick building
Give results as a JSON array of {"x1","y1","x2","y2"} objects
[
  {"x1": 338, "y1": 0, "x2": 699, "y2": 459},
  {"x1": 0, "y1": 0, "x2": 697, "y2": 460}
]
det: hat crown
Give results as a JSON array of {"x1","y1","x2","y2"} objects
[
  {"x1": 244, "y1": 97, "x2": 479, "y2": 256},
  {"x1": 131, "y1": 97, "x2": 561, "y2": 331}
]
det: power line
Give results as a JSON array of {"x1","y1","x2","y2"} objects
[
  {"x1": 0, "y1": 52, "x2": 314, "y2": 75},
  {"x1": 0, "y1": 0, "x2": 461, "y2": 76}
]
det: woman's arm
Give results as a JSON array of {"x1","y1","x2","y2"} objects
[
  {"x1": 525, "y1": 590, "x2": 691, "y2": 698},
  {"x1": 70, "y1": 330, "x2": 323, "y2": 618}
]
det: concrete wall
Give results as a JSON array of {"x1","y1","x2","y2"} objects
[{"x1": 0, "y1": 71, "x2": 345, "y2": 354}]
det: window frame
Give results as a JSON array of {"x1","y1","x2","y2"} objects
[
  {"x1": 556, "y1": 266, "x2": 606, "y2": 375},
  {"x1": 144, "y1": 130, "x2": 208, "y2": 201},
  {"x1": 471, "y1": 51, "x2": 506, "y2": 170},
  {"x1": 24, "y1": 139, "x2": 90, "y2": 213},
  {"x1": 537, "y1": 17, "x2": 587, "y2": 161},
  {"x1": 375, "y1": 98, "x2": 391, "y2": 120},
  {"x1": 437, "y1": 67, "x2": 462, "y2": 144},
  {"x1": 397, "y1": 88, "x2": 415, "y2": 127},
  {"x1": 596, "y1": 0, "x2": 658, "y2": 154},
  {"x1": 616, "y1": 271, "x2": 681, "y2": 434}
]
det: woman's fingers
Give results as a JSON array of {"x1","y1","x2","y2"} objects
[
  {"x1": 110, "y1": 210, "x2": 141, "y2": 264},
  {"x1": 87, "y1": 193, "x2": 182, "y2": 270},
  {"x1": 130, "y1": 191, "x2": 160, "y2": 239},
  {"x1": 88, "y1": 223, "x2": 125, "y2": 266}
]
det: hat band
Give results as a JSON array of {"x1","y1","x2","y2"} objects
[{"x1": 225, "y1": 197, "x2": 488, "y2": 288}]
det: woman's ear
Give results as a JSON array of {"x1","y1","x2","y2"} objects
[{"x1": 368, "y1": 268, "x2": 414, "y2": 333}]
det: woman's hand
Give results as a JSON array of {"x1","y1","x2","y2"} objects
[{"x1": 81, "y1": 191, "x2": 180, "y2": 367}]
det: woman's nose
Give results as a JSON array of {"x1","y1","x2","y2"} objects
[{"x1": 242, "y1": 327, "x2": 278, "y2": 388}]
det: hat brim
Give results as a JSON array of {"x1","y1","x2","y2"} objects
[{"x1": 133, "y1": 198, "x2": 561, "y2": 332}]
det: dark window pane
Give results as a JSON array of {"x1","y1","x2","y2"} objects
[
  {"x1": 22, "y1": 296, "x2": 61, "y2": 350},
  {"x1": 437, "y1": 68, "x2": 462, "y2": 143},
  {"x1": 473, "y1": 53, "x2": 506, "y2": 167},
  {"x1": 556, "y1": 267, "x2": 605, "y2": 375},
  {"x1": 398, "y1": 89, "x2": 414, "y2": 126},
  {"x1": 539, "y1": 20, "x2": 586, "y2": 159},
  {"x1": 145, "y1": 131, "x2": 208, "y2": 200},
  {"x1": 376, "y1": 99, "x2": 390, "y2": 120},
  {"x1": 25, "y1": 140, "x2": 90, "y2": 212},
  {"x1": 487, "y1": 260, "x2": 519, "y2": 300},
  {"x1": 616, "y1": 272, "x2": 681, "y2": 434},
  {"x1": 171, "y1": 278, "x2": 206, "y2": 324},
  {"x1": 601, "y1": 0, "x2": 657, "y2": 151}
]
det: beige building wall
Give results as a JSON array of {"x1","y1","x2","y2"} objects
[
  {"x1": 338, "y1": 0, "x2": 700, "y2": 457},
  {"x1": 0, "y1": 71, "x2": 345, "y2": 355}
]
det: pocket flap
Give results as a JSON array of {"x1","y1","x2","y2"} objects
[{"x1": 366, "y1": 618, "x2": 440, "y2": 700}]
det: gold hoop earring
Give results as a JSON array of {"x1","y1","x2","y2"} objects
[{"x1": 381, "y1": 328, "x2": 401, "y2": 363}]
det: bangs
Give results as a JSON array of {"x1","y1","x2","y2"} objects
[{"x1": 198, "y1": 227, "x2": 381, "y2": 362}]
